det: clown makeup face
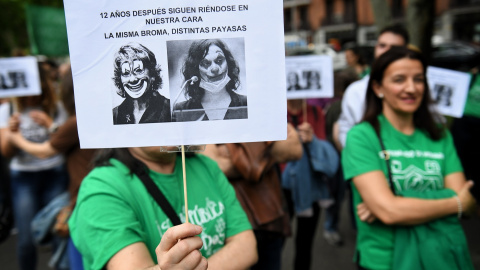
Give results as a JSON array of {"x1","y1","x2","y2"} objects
[
  {"x1": 199, "y1": 45, "x2": 228, "y2": 83},
  {"x1": 121, "y1": 59, "x2": 150, "y2": 99}
]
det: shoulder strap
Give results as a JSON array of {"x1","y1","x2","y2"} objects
[
  {"x1": 375, "y1": 129, "x2": 396, "y2": 195},
  {"x1": 135, "y1": 167, "x2": 182, "y2": 226}
]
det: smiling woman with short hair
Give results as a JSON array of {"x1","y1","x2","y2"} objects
[{"x1": 112, "y1": 43, "x2": 171, "y2": 125}]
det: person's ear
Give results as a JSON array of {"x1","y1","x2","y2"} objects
[{"x1": 372, "y1": 81, "x2": 383, "y2": 98}]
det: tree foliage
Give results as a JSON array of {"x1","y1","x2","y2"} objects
[{"x1": 0, "y1": 0, "x2": 64, "y2": 56}]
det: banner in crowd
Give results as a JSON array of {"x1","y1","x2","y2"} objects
[
  {"x1": 427, "y1": 66, "x2": 471, "y2": 118},
  {"x1": 0, "y1": 56, "x2": 41, "y2": 98},
  {"x1": 63, "y1": 0, "x2": 287, "y2": 148},
  {"x1": 25, "y1": 5, "x2": 69, "y2": 57},
  {"x1": 285, "y1": 55, "x2": 334, "y2": 99}
]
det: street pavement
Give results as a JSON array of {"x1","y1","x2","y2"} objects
[{"x1": 1, "y1": 194, "x2": 479, "y2": 270}]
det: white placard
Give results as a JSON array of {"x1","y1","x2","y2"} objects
[
  {"x1": 63, "y1": 0, "x2": 287, "y2": 148},
  {"x1": 285, "y1": 55, "x2": 334, "y2": 99},
  {"x1": 427, "y1": 66, "x2": 471, "y2": 118},
  {"x1": 0, "y1": 56, "x2": 41, "y2": 98}
]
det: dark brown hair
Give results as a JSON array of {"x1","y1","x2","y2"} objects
[
  {"x1": 112, "y1": 43, "x2": 162, "y2": 98},
  {"x1": 60, "y1": 65, "x2": 76, "y2": 116},
  {"x1": 182, "y1": 39, "x2": 240, "y2": 102},
  {"x1": 16, "y1": 63, "x2": 57, "y2": 116}
]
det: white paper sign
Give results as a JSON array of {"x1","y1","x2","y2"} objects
[
  {"x1": 63, "y1": 0, "x2": 287, "y2": 148},
  {"x1": 427, "y1": 66, "x2": 471, "y2": 118},
  {"x1": 0, "y1": 56, "x2": 41, "y2": 98},
  {"x1": 285, "y1": 55, "x2": 334, "y2": 99}
]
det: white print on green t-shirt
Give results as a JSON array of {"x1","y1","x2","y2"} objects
[
  {"x1": 390, "y1": 160, "x2": 443, "y2": 192},
  {"x1": 200, "y1": 217, "x2": 226, "y2": 256},
  {"x1": 157, "y1": 197, "x2": 227, "y2": 256},
  {"x1": 378, "y1": 150, "x2": 444, "y2": 159}
]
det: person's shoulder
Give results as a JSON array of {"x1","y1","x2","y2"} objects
[
  {"x1": 85, "y1": 159, "x2": 131, "y2": 183},
  {"x1": 232, "y1": 92, "x2": 247, "y2": 106},
  {"x1": 173, "y1": 99, "x2": 192, "y2": 110},
  {"x1": 344, "y1": 76, "x2": 368, "y2": 94},
  {"x1": 113, "y1": 99, "x2": 129, "y2": 114},
  {"x1": 348, "y1": 121, "x2": 375, "y2": 139},
  {"x1": 152, "y1": 91, "x2": 170, "y2": 105}
]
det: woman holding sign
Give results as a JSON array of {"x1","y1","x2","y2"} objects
[
  {"x1": 112, "y1": 43, "x2": 171, "y2": 125},
  {"x1": 342, "y1": 47, "x2": 476, "y2": 270},
  {"x1": 173, "y1": 39, "x2": 248, "y2": 122},
  {"x1": 68, "y1": 147, "x2": 257, "y2": 270}
]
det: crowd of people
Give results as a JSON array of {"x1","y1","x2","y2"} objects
[{"x1": 0, "y1": 23, "x2": 479, "y2": 270}]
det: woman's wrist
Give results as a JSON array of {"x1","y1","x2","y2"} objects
[{"x1": 453, "y1": 195, "x2": 462, "y2": 219}]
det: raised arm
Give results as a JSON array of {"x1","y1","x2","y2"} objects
[
  {"x1": 0, "y1": 113, "x2": 21, "y2": 158},
  {"x1": 353, "y1": 171, "x2": 476, "y2": 225},
  {"x1": 8, "y1": 131, "x2": 57, "y2": 159},
  {"x1": 203, "y1": 144, "x2": 240, "y2": 178},
  {"x1": 270, "y1": 123, "x2": 302, "y2": 163},
  {"x1": 207, "y1": 230, "x2": 257, "y2": 270}
]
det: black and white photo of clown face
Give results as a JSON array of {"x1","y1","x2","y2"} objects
[
  {"x1": 169, "y1": 38, "x2": 247, "y2": 122},
  {"x1": 198, "y1": 44, "x2": 228, "y2": 83},
  {"x1": 112, "y1": 43, "x2": 171, "y2": 125},
  {"x1": 120, "y1": 59, "x2": 150, "y2": 99}
]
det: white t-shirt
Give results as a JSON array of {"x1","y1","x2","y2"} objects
[
  {"x1": 337, "y1": 75, "x2": 369, "y2": 148},
  {"x1": 0, "y1": 102, "x2": 68, "y2": 171}
]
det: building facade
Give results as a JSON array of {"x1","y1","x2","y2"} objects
[{"x1": 284, "y1": 0, "x2": 480, "y2": 50}]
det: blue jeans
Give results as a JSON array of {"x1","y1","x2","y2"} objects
[
  {"x1": 68, "y1": 238, "x2": 84, "y2": 270},
  {"x1": 324, "y1": 168, "x2": 345, "y2": 233},
  {"x1": 10, "y1": 165, "x2": 68, "y2": 270}
]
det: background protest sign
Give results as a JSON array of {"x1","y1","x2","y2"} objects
[
  {"x1": 0, "y1": 56, "x2": 41, "y2": 98},
  {"x1": 427, "y1": 66, "x2": 471, "y2": 118},
  {"x1": 63, "y1": 0, "x2": 287, "y2": 148},
  {"x1": 285, "y1": 55, "x2": 334, "y2": 100}
]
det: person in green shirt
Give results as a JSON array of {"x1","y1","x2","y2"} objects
[
  {"x1": 68, "y1": 147, "x2": 257, "y2": 270},
  {"x1": 342, "y1": 47, "x2": 476, "y2": 270}
]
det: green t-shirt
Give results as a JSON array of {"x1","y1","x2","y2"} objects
[
  {"x1": 463, "y1": 74, "x2": 480, "y2": 118},
  {"x1": 342, "y1": 114, "x2": 463, "y2": 270},
  {"x1": 69, "y1": 154, "x2": 251, "y2": 270}
]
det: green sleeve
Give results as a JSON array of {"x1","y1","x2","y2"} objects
[
  {"x1": 69, "y1": 166, "x2": 146, "y2": 270},
  {"x1": 342, "y1": 124, "x2": 384, "y2": 180},
  {"x1": 209, "y1": 157, "x2": 252, "y2": 238},
  {"x1": 443, "y1": 130, "x2": 463, "y2": 176}
]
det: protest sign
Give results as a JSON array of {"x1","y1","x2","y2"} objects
[
  {"x1": 0, "y1": 56, "x2": 41, "y2": 98},
  {"x1": 63, "y1": 0, "x2": 287, "y2": 148},
  {"x1": 285, "y1": 55, "x2": 334, "y2": 99},
  {"x1": 427, "y1": 66, "x2": 471, "y2": 118}
]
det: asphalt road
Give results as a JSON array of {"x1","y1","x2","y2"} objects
[{"x1": 1, "y1": 194, "x2": 479, "y2": 270}]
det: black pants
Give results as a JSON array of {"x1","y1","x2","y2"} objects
[
  {"x1": 294, "y1": 203, "x2": 321, "y2": 270},
  {"x1": 251, "y1": 230, "x2": 285, "y2": 270}
]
